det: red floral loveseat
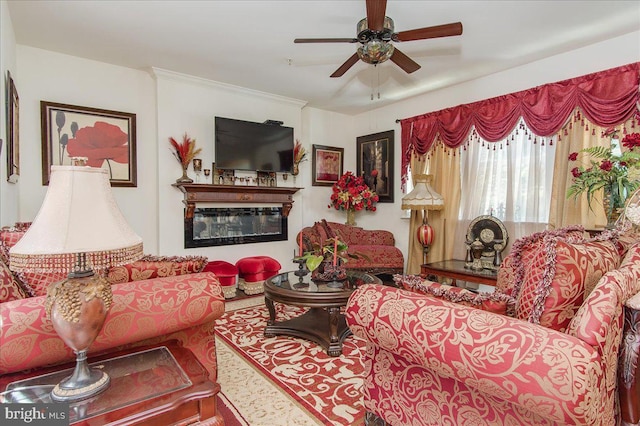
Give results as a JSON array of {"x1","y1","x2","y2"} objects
[
  {"x1": 297, "y1": 220, "x2": 404, "y2": 275},
  {"x1": 0, "y1": 223, "x2": 225, "y2": 423},
  {"x1": 346, "y1": 225, "x2": 640, "y2": 425}
]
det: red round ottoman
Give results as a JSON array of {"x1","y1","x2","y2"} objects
[
  {"x1": 203, "y1": 260, "x2": 238, "y2": 299},
  {"x1": 235, "y1": 256, "x2": 281, "y2": 295}
]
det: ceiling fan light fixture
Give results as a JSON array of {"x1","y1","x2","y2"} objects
[{"x1": 358, "y1": 40, "x2": 395, "y2": 64}]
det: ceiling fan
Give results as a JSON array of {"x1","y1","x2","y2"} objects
[{"x1": 294, "y1": 0, "x2": 463, "y2": 78}]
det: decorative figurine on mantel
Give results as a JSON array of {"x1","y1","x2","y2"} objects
[{"x1": 169, "y1": 133, "x2": 202, "y2": 184}]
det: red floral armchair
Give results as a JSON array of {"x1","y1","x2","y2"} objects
[
  {"x1": 297, "y1": 220, "x2": 404, "y2": 275},
  {"x1": 0, "y1": 223, "x2": 225, "y2": 412},
  {"x1": 346, "y1": 227, "x2": 640, "y2": 425}
]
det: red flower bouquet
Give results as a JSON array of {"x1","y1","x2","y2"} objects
[{"x1": 328, "y1": 171, "x2": 379, "y2": 212}]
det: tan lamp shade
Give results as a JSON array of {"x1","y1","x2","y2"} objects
[
  {"x1": 10, "y1": 165, "x2": 143, "y2": 274},
  {"x1": 401, "y1": 174, "x2": 444, "y2": 210}
]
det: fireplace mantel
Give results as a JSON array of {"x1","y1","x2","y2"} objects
[{"x1": 173, "y1": 183, "x2": 301, "y2": 219}]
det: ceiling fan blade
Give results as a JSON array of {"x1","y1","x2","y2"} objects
[
  {"x1": 395, "y1": 22, "x2": 463, "y2": 42},
  {"x1": 330, "y1": 53, "x2": 360, "y2": 78},
  {"x1": 366, "y1": 0, "x2": 387, "y2": 31},
  {"x1": 294, "y1": 38, "x2": 358, "y2": 43},
  {"x1": 390, "y1": 48, "x2": 421, "y2": 74}
]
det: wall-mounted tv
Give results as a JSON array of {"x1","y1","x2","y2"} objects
[{"x1": 214, "y1": 116, "x2": 294, "y2": 173}]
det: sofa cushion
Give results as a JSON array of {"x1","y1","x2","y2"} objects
[
  {"x1": 345, "y1": 244, "x2": 404, "y2": 271},
  {"x1": 106, "y1": 255, "x2": 208, "y2": 284},
  {"x1": 500, "y1": 225, "x2": 585, "y2": 298},
  {"x1": 516, "y1": 237, "x2": 620, "y2": 331},
  {"x1": 0, "y1": 261, "x2": 31, "y2": 302}
]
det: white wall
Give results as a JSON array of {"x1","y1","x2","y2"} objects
[
  {"x1": 0, "y1": 0, "x2": 18, "y2": 226},
  {"x1": 16, "y1": 46, "x2": 159, "y2": 251},
  {"x1": 153, "y1": 69, "x2": 310, "y2": 268},
  {"x1": 352, "y1": 30, "x2": 640, "y2": 264}
]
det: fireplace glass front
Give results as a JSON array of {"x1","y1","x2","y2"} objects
[{"x1": 185, "y1": 207, "x2": 287, "y2": 248}]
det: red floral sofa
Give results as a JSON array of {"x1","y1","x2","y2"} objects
[
  {"x1": 0, "y1": 223, "x2": 225, "y2": 423},
  {"x1": 346, "y1": 226, "x2": 640, "y2": 426},
  {"x1": 297, "y1": 220, "x2": 404, "y2": 275}
]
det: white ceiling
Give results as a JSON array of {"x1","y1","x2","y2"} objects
[{"x1": 7, "y1": 0, "x2": 640, "y2": 115}]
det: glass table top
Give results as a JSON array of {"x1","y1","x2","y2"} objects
[
  {"x1": 267, "y1": 270, "x2": 381, "y2": 294},
  {"x1": 1, "y1": 346, "x2": 191, "y2": 423}
]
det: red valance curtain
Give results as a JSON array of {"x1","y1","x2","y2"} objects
[{"x1": 400, "y1": 62, "x2": 640, "y2": 182}]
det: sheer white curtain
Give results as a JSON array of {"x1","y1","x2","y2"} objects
[{"x1": 453, "y1": 122, "x2": 557, "y2": 258}]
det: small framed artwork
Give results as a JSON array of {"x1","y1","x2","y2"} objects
[
  {"x1": 357, "y1": 130, "x2": 394, "y2": 203},
  {"x1": 216, "y1": 168, "x2": 235, "y2": 185},
  {"x1": 40, "y1": 101, "x2": 137, "y2": 187},
  {"x1": 6, "y1": 71, "x2": 19, "y2": 183},
  {"x1": 312, "y1": 144, "x2": 344, "y2": 187}
]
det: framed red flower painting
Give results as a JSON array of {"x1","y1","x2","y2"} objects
[{"x1": 40, "y1": 101, "x2": 137, "y2": 187}]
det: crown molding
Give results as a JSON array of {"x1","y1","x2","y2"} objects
[{"x1": 149, "y1": 67, "x2": 307, "y2": 108}]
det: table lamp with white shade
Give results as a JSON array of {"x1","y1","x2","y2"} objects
[
  {"x1": 401, "y1": 174, "x2": 445, "y2": 264},
  {"x1": 9, "y1": 159, "x2": 143, "y2": 402}
]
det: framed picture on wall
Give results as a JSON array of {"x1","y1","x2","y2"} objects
[
  {"x1": 356, "y1": 130, "x2": 394, "y2": 203},
  {"x1": 6, "y1": 71, "x2": 19, "y2": 183},
  {"x1": 312, "y1": 144, "x2": 344, "y2": 186},
  {"x1": 40, "y1": 101, "x2": 137, "y2": 187}
]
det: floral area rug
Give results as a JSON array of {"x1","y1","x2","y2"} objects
[{"x1": 215, "y1": 296, "x2": 365, "y2": 426}]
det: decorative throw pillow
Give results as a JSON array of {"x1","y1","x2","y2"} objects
[
  {"x1": 397, "y1": 275, "x2": 516, "y2": 316},
  {"x1": 0, "y1": 223, "x2": 31, "y2": 265},
  {"x1": 0, "y1": 260, "x2": 31, "y2": 302},
  {"x1": 15, "y1": 270, "x2": 66, "y2": 297},
  {"x1": 106, "y1": 255, "x2": 208, "y2": 284},
  {"x1": 506, "y1": 225, "x2": 586, "y2": 318},
  {"x1": 516, "y1": 237, "x2": 620, "y2": 331}
]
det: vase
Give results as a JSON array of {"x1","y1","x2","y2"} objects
[
  {"x1": 176, "y1": 165, "x2": 193, "y2": 184},
  {"x1": 603, "y1": 185, "x2": 625, "y2": 228},
  {"x1": 292, "y1": 163, "x2": 299, "y2": 176},
  {"x1": 312, "y1": 257, "x2": 347, "y2": 282},
  {"x1": 345, "y1": 209, "x2": 357, "y2": 226}
]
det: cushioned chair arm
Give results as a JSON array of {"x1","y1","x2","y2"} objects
[
  {"x1": 346, "y1": 284, "x2": 601, "y2": 421},
  {"x1": 0, "y1": 272, "x2": 224, "y2": 375}
]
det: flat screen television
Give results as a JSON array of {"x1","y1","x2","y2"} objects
[{"x1": 214, "y1": 116, "x2": 294, "y2": 172}]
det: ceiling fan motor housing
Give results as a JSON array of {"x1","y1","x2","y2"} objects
[{"x1": 357, "y1": 17, "x2": 395, "y2": 64}]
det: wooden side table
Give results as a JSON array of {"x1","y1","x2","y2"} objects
[
  {"x1": 421, "y1": 259, "x2": 498, "y2": 287},
  {"x1": 1, "y1": 341, "x2": 223, "y2": 425}
]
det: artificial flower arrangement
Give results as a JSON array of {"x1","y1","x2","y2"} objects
[
  {"x1": 292, "y1": 139, "x2": 307, "y2": 175},
  {"x1": 169, "y1": 133, "x2": 202, "y2": 169},
  {"x1": 328, "y1": 171, "x2": 379, "y2": 212},
  {"x1": 567, "y1": 130, "x2": 640, "y2": 217}
]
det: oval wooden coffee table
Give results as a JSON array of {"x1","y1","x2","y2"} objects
[{"x1": 264, "y1": 270, "x2": 381, "y2": 356}]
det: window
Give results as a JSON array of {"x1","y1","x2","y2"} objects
[{"x1": 459, "y1": 123, "x2": 557, "y2": 224}]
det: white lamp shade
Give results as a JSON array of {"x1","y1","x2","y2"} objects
[
  {"x1": 401, "y1": 174, "x2": 445, "y2": 210},
  {"x1": 10, "y1": 166, "x2": 143, "y2": 273}
]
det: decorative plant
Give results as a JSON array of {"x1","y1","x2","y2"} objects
[
  {"x1": 292, "y1": 139, "x2": 307, "y2": 175},
  {"x1": 295, "y1": 236, "x2": 361, "y2": 272},
  {"x1": 567, "y1": 131, "x2": 640, "y2": 218},
  {"x1": 328, "y1": 171, "x2": 378, "y2": 212},
  {"x1": 169, "y1": 133, "x2": 202, "y2": 169}
]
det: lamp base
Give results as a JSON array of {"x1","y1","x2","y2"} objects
[
  {"x1": 51, "y1": 350, "x2": 110, "y2": 402},
  {"x1": 46, "y1": 272, "x2": 113, "y2": 402}
]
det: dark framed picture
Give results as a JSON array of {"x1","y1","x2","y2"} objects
[
  {"x1": 40, "y1": 101, "x2": 137, "y2": 187},
  {"x1": 6, "y1": 71, "x2": 19, "y2": 183},
  {"x1": 357, "y1": 130, "x2": 394, "y2": 203},
  {"x1": 312, "y1": 144, "x2": 344, "y2": 187}
]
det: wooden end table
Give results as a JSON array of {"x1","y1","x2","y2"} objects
[
  {"x1": 421, "y1": 259, "x2": 498, "y2": 287},
  {"x1": 0, "y1": 341, "x2": 222, "y2": 425},
  {"x1": 264, "y1": 270, "x2": 381, "y2": 356}
]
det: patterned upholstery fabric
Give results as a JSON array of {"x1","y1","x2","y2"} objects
[
  {"x1": 0, "y1": 272, "x2": 224, "y2": 382},
  {"x1": 297, "y1": 220, "x2": 403, "y2": 274},
  {"x1": 0, "y1": 261, "x2": 29, "y2": 302},
  {"x1": 345, "y1": 238, "x2": 640, "y2": 426},
  {"x1": 106, "y1": 254, "x2": 208, "y2": 284}
]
